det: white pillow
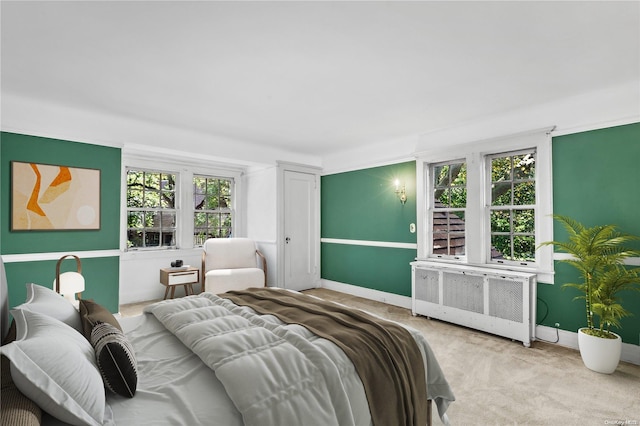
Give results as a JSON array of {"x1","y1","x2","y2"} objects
[
  {"x1": 0, "y1": 309, "x2": 106, "y2": 426},
  {"x1": 14, "y1": 283, "x2": 82, "y2": 333}
]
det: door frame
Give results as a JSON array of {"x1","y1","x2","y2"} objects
[{"x1": 276, "y1": 161, "x2": 322, "y2": 288}]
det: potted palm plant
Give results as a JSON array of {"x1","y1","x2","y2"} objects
[{"x1": 540, "y1": 215, "x2": 640, "y2": 373}]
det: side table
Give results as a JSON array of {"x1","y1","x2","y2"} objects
[{"x1": 159, "y1": 267, "x2": 200, "y2": 299}]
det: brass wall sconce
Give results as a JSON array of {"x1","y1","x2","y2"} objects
[{"x1": 394, "y1": 179, "x2": 407, "y2": 204}]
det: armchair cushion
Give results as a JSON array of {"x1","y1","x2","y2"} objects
[
  {"x1": 202, "y1": 238, "x2": 266, "y2": 294},
  {"x1": 205, "y1": 269, "x2": 265, "y2": 294},
  {"x1": 203, "y1": 238, "x2": 259, "y2": 270}
]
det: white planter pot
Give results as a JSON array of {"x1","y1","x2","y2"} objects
[{"x1": 577, "y1": 328, "x2": 622, "y2": 374}]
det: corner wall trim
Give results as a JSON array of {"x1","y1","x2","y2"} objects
[{"x1": 321, "y1": 238, "x2": 417, "y2": 250}]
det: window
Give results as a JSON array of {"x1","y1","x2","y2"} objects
[
  {"x1": 193, "y1": 175, "x2": 233, "y2": 245},
  {"x1": 430, "y1": 161, "x2": 467, "y2": 258},
  {"x1": 416, "y1": 128, "x2": 554, "y2": 281},
  {"x1": 126, "y1": 169, "x2": 177, "y2": 249},
  {"x1": 488, "y1": 150, "x2": 536, "y2": 265}
]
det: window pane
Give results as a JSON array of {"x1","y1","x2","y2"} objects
[
  {"x1": 513, "y1": 181, "x2": 535, "y2": 205},
  {"x1": 491, "y1": 234, "x2": 511, "y2": 260},
  {"x1": 221, "y1": 195, "x2": 231, "y2": 209},
  {"x1": 207, "y1": 196, "x2": 220, "y2": 210},
  {"x1": 145, "y1": 232, "x2": 160, "y2": 247},
  {"x1": 513, "y1": 235, "x2": 535, "y2": 262},
  {"x1": 432, "y1": 211, "x2": 465, "y2": 256},
  {"x1": 449, "y1": 187, "x2": 467, "y2": 208},
  {"x1": 434, "y1": 165, "x2": 448, "y2": 188},
  {"x1": 514, "y1": 154, "x2": 535, "y2": 180},
  {"x1": 435, "y1": 188, "x2": 450, "y2": 206},
  {"x1": 145, "y1": 173, "x2": 161, "y2": 191},
  {"x1": 491, "y1": 210, "x2": 510, "y2": 233},
  {"x1": 449, "y1": 232, "x2": 466, "y2": 256},
  {"x1": 127, "y1": 189, "x2": 143, "y2": 208},
  {"x1": 144, "y1": 211, "x2": 155, "y2": 228},
  {"x1": 128, "y1": 211, "x2": 144, "y2": 228},
  {"x1": 514, "y1": 209, "x2": 535, "y2": 233},
  {"x1": 161, "y1": 174, "x2": 175, "y2": 191},
  {"x1": 127, "y1": 230, "x2": 143, "y2": 248},
  {"x1": 491, "y1": 182, "x2": 512, "y2": 205},
  {"x1": 159, "y1": 212, "x2": 176, "y2": 228},
  {"x1": 430, "y1": 161, "x2": 467, "y2": 258},
  {"x1": 492, "y1": 157, "x2": 511, "y2": 182},
  {"x1": 193, "y1": 176, "x2": 234, "y2": 245},
  {"x1": 194, "y1": 177, "x2": 206, "y2": 195},
  {"x1": 143, "y1": 190, "x2": 160, "y2": 208}
]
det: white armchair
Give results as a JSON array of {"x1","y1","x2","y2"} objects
[{"x1": 201, "y1": 238, "x2": 267, "y2": 294}]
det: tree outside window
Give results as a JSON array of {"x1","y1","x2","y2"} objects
[
  {"x1": 193, "y1": 175, "x2": 233, "y2": 245},
  {"x1": 489, "y1": 150, "x2": 536, "y2": 263},
  {"x1": 431, "y1": 161, "x2": 467, "y2": 257},
  {"x1": 126, "y1": 170, "x2": 177, "y2": 249}
]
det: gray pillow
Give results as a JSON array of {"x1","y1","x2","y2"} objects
[{"x1": 14, "y1": 283, "x2": 82, "y2": 333}]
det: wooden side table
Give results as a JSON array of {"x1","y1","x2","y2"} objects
[{"x1": 159, "y1": 267, "x2": 200, "y2": 299}]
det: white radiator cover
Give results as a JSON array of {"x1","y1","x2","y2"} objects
[{"x1": 411, "y1": 261, "x2": 537, "y2": 347}]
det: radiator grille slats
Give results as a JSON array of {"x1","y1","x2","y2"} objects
[
  {"x1": 415, "y1": 270, "x2": 439, "y2": 303},
  {"x1": 412, "y1": 263, "x2": 536, "y2": 346},
  {"x1": 443, "y1": 272, "x2": 484, "y2": 314},
  {"x1": 488, "y1": 278, "x2": 523, "y2": 323}
]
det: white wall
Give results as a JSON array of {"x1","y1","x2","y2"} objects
[
  {"x1": 321, "y1": 80, "x2": 640, "y2": 174},
  {"x1": 1, "y1": 94, "x2": 322, "y2": 305},
  {"x1": 244, "y1": 165, "x2": 279, "y2": 286}
]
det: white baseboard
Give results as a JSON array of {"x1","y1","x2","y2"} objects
[
  {"x1": 319, "y1": 279, "x2": 412, "y2": 310},
  {"x1": 536, "y1": 325, "x2": 640, "y2": 365},
  {"x1": 320, "y1": 279, "x2": 640, "y2": 366}
]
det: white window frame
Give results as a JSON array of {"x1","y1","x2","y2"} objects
[
  {"x1": 485, "y1": 148, "x2": 539, "y2": 266},
  {"x1": 428, "y1": 159, "x2": 468, "y2": 261},
  {"x1": 125, "y1": 167, "x2": 179, "y2": 250},
  {"x1": 416, "y1": 127, "x2": 555, "y2": 283},
  {"x1": 193, "y1": 174, "x2": 235, "y2": 245},
  {"x1": 121, "y1": 148, "x2": 245, "y2": 254}
]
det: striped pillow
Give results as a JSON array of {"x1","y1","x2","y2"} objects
[{"x1": 90, "y1": 322, "x2": 137, "y2": 398}]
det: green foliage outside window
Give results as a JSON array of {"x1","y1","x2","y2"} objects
[
  {"x1": 126, "y1": 170, "x2": 176, "y2": 249},
  {"x1": 193, "y1": 176, "x2": 233, "y2": 245},
  {"x1": 490, "y1": 152, "x2": 536, "y2": 262}
]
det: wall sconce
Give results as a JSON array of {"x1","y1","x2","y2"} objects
[{"x1": 394, "y1": 179, "x2": 407, "y2": 204}]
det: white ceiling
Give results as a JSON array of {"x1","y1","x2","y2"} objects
[{"x1": 2, "y1": 1, "x2": 639, "y2": 157}]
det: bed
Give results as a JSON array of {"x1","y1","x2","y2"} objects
[{"x1": 1, "y1": 261, "x2": 454, "y2": 426}]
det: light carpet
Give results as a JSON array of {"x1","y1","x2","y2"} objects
[{"x1": 121, "y1": 288, "x2": 640, "y2": 425}]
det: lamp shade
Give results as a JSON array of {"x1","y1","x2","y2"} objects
[{"x1": 54, "y1": 255, "x2": 85, "y2": 305}]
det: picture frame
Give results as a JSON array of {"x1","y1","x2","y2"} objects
[{"x1": 11, "y1": 161, "x2": 101, "y2": 231}]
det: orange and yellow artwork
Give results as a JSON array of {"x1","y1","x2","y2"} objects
[{"x1": 11, "y1": 162, "x2": 100, "y2": 230}]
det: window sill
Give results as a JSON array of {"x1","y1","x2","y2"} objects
[{"x1": 414, "y1": 258, "x2": 555, "y2": 284}]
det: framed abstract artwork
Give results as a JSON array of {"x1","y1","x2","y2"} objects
[{"x1": 11, "y1": 162, "x2": 101, "y2": 231}]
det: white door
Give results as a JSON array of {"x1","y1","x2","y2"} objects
[{"x1": 283, "y1": 170, "x2": 318, "y2": 291}]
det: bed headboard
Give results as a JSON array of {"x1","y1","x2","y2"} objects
[{"x1": 1, "y1": 256, "x2": 9, "y2": 342}]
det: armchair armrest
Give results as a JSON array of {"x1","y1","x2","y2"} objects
[{"x1": 256, "y1": 249, "x2": 267, "y2": 286}]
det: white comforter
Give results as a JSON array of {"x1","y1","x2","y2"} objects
[
  {"x1": 143, "y1": 292, "x2": 454, "y2": 426},
  {"x1": 145, "y1": 293, "x2": 359, "y2": 426}
]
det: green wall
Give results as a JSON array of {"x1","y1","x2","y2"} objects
[
  {"x1": 321, "y1": 161, "x2": 417, "y2": 296},
  {"x1": 538, "y1": 122, "x2": 640, "y2": 344},
  {"x1": 321, "y1": 124, "x2": 640, "y2": 346},
  {"x1": 1, "y1": 132, "x2": 121, "y2": 312}
]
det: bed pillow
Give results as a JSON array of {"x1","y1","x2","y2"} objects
[
  {"x1": 90, "y1": 321, "x2": 138, "y2": 398},
  {"x1": 79, "y1": 299, "x2": 122, "y2": 341},
  {"x1": 0, "y1": 309, "x2": 106, "y2": 426},
  {"x1": 14, "y1": 283, "x2": 82, "y2": 333}
]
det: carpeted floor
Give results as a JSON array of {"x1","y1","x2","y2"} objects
[{"x1": 120, "y1": 288, "x2": 640, "y2": 425}]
